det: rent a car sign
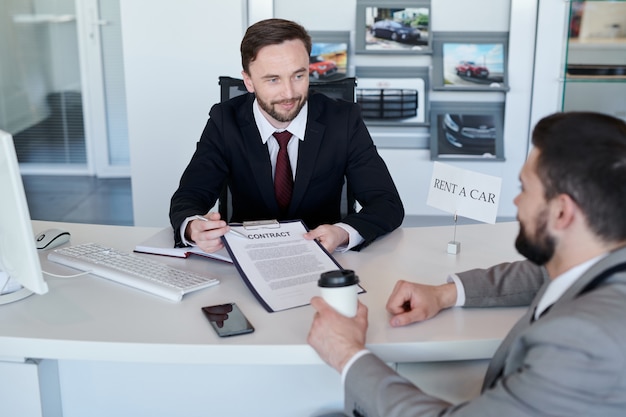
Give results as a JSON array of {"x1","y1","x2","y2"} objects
[{"x1": 427, "y1": 162, "x2": 502, "y2": 224}]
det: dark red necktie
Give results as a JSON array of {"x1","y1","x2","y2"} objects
[{"x1": 273, "y1": 130, "x2": 293, "y2": 213}]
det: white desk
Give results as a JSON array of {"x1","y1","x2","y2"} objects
[{"x1": 0, "y1": 221, "x2": 526, "y2": 417}]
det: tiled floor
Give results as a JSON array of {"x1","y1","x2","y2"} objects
[{"x1": 22, "y1": 175, "x2": 134, "y2": 226}]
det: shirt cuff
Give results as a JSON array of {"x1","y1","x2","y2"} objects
[
  {"x1": 180, "y1": 215, "x2": 198, "y2": 247},
  {"x1": 334, "y1": 222, "x2": 364, "y2": 252},
  {"x1": 341, "y1": 349, "x2": 371, "y2": 386},
  {"x1": 446, "y1": 274, "x2": 466, "y2": 307}
]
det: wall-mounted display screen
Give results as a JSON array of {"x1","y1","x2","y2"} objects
[
  {"x1": 355, "y1": 1, "x2": 431, "y2": 54},
  {"x1": 432, "y1": 32, "x2": 509, "y2": 91},
  {"x1": 356, "y1": 77, "x2": 425, "y2": 124},
  {"x1": 430, "y1": 101, "x2": 505, "y2": 161},
  {"x1": 443, "y1": 42, "x2": 505, "y2": 88},
  {"x1": 309, "y1": 31, "x2": 350, "y2": 82}
]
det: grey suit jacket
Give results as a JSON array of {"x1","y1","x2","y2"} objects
[
  {"x1": 457, "y1": 260, "x2": 547, "y2": 307},
  {"x1": 344, "y1": 248, "x2": 626, "y2": 416}
]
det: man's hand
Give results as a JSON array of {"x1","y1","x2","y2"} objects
[
  {"x1": 304, "y1": 224, "x2": 349, "y2": 252},
  {"x1": 386, "y1": 281, "x2": 457, "y2": 327},
  {"x1": 307, "y1": 297, "x2": 368, "y2": 373},
  {"x1": 186, "y1": 212, "x2": 230, "y2": 253}
]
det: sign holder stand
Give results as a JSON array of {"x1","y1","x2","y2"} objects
[{"x1": 447, "y1": 212, "x2": 461, "y2": 255}]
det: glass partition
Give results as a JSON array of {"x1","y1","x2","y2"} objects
[
  {"x1": 562, "y1": 0, "x2": 626, "y2": 121},
  {"x1": 0, "y1": 0, "x2": 86, "y2": 166}
]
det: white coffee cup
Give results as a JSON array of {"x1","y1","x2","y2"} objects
[{"x1": 318, "y1": 270, "x2": 360, "y2": 317}]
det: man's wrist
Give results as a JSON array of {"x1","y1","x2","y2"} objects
[{"x1": 436, "y1": 282, "x2": 458, "y2": 309}]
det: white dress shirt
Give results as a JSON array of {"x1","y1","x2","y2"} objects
[{"x1": 251, "y1": 99, "x2": 363, "y2": 251}]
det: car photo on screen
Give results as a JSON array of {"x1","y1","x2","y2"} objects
[
  {"x1": 443, "y1": 42, "x2": 505, "y2": 87},
  {"x1": 309, "y1": 41, "x2": 347, "y2": 81},
  {"x1": 363, "y1": 7, "x2": 429, "y2": 52},
  {"x1": 438, "y1": 113, "x2": 497, "y2": 157},
  {"x1": 370, "y1": 20, "x2": 421, "y2": 44},
  {"x1": 455, "y1": 61, "x2": 489, "y2": 79},
  {"x1": 309, "y1": 55, "x2": 337, "y2": 79}
]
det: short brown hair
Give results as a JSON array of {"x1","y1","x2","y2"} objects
[
  {"x1": 532, "y1": 111, "x2": 626, "y2": 242},
  {"x1": 240, "y1": 18, "x2": 312, "y2": 74}
]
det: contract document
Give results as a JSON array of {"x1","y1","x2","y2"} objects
[{"x1": 222, "y1": 220, "x2": 345, "y2": 312}]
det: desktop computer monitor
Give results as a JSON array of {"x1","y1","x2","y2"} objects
[{"x1": 0, "y1": 130, "x2": 48, "y2": 305}]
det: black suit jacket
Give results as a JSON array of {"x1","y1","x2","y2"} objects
[{"x1": 170, "y1": 92, "x2": 404, "y2": 249}]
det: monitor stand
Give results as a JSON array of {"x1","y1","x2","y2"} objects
[
  {"x1": 0, "y1": 268, "x2": 34, "y2": 306},
  {"x1": 0, "y1": 287, "x2": 34, "y2": 305}
]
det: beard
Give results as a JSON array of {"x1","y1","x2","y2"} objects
[
  {"x1": 515, "y1": 208, "x2": 556, "y2": 266},
  {"x1": 257, "y1": 94, "x2": 307, "y2": 123}
]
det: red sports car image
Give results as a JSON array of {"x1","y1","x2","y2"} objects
[
  {"x1": 309, "y1": 56, "x2": 337, "y2": 79},
  {"x1": 455, "y1": 61, "x2": 489, "y2": 78}
]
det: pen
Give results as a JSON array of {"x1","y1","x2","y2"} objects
[
  {"x1": 227, "y1": 227, "x2": 249, "y2": 239},
  {"x1": 194, "y1": 215, "x2": 248, "y2": 239}
]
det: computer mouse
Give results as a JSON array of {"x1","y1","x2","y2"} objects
[{"x1": 35, "y1": 228, "x2": 71, "y2": 250}]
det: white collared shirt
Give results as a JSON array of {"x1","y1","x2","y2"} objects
[
  {"x1": 252, "y1": 99, "x2": 307, "y2": 180},
  {"x1": 252, "y1": 98, "x2": 363, "y2": 251},
  {"x1": 533, "y1": 254, "x2": 605, "y2": 318}
]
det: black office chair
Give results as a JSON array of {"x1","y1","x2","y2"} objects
[
  {"x1": 217, "y1": 76, "x2": 357, "y2": 222},
  {"x1": 218, "y1": 76, "x2": 357, "y2": 103}
]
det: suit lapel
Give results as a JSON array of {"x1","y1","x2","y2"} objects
[
  {"x1": 481, "y1": 281, "x2": 549, "y2": 391},
  {"x1": 556, "y1": 248, "x2": 626, "y2": 305},
  {"x1": 236, "y1": 97, "x2": 277, "y2": 212},
  {"x1": 289, "y1": 102, "x2": 325, "y2": 215}
]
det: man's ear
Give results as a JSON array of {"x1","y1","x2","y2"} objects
[
  {"x1": 241, "y1": 71, "x2": 255, "y2": 93},
  {"x1": 551, "y1": 193, "x2": 577, "y2": 231}
]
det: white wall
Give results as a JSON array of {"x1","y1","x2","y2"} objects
[
  {"x1": 124, "y1": 0, "x2": 543, "y2": 227},
  {"x1": 121, "y1": 0, "x2": 245, "y2": 226}
]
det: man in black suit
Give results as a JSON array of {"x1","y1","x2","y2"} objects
[{"x1": 170, "y1": 18, "x2": 404, "y2": 253}]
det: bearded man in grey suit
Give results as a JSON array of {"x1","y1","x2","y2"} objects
[{"x1": 308, "y1": 111, "x2": 626, "y2": 416}]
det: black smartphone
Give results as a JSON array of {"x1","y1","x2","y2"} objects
[{"x1": 201, "y1": 303, "x2": 255, "y2": 337}]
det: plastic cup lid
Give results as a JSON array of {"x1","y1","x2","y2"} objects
[{"x1": 318, "y1": 269, "x2": 359, "y2": 287}]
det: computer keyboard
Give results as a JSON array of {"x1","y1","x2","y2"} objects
[{"x1": 48, "y1": 243, "x2": 219, "y2": 301}]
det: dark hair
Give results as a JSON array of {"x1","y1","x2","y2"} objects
[
  {"x1": 240, "y1": 18, "x2": 312, "y2": 74},
  {"x1": 531, "y1": 111, "x2": 626, "y2": 242}
]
